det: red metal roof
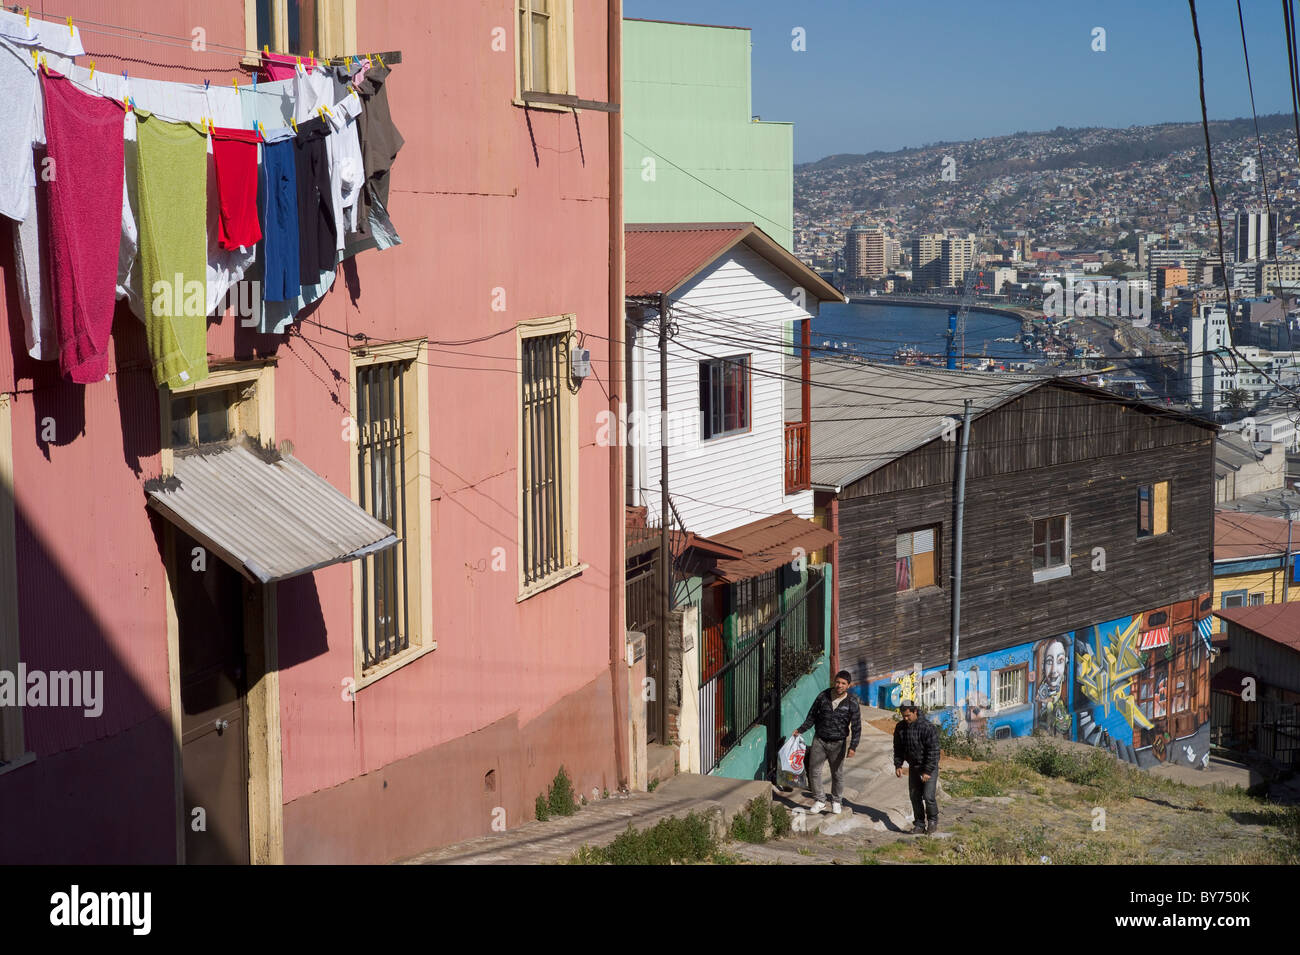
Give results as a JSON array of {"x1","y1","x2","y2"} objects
[
  {"x1": 1213, "y1": 603, "x2": 1300, "y2": 652},
  {"x1": 1210, "y1": 666, "x2": 1254, "y2": 698},
  {"x1": 1215, "y1": 510, "x2": 1294, "y2": 561},
  {"x1": 625, "y1": 223, "x2": 751, "y2": 297},
  {"x1": 625, "y1": 222, "x2": 845, "y2": 303},
  {"x1": 706, "y1": 510, "x2": 839, "y2": 583}
]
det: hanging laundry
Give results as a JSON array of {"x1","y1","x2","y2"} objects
[
  {"x1": 0, "y1": 37, "x2": 40, "y2": 222},
  {"x1": 0, "y1": 10, "x2": 87, "y2": 57},
  {"x1": 326, "y1": 77, "x2": 365, "y2": 236},
  {"x1": 263, "y1": 51, "x2": 315, "y2": 82},
  {"x1": 261, "y1": 136, "x2": 301, "y2": 304},
  {"x1": 211, "y1": 127, "x2": 263, "y2": 249},
  {"x1": 12, "y1": 178, "x2": 55, "y2": 361},
  {"x1": 136, "y1": 111, "x2": 209, "y2": 390},
  {"x1": 295, "y1": 66, "x2": 350, "y2": 252},
  {"x1": 40, "y1": 70, "x2": 124, "y2": 384},
  {"x1": 335, "y1": 61, "x2": 403, "y2": 252},
  {"x1": 292, "y1": 115, "x2": 337, "y2": 284}
]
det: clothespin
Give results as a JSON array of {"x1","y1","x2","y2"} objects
[
  {"x1": 257, "y1": 120, "x2": 266, "y2": 140},
  {"x1": 24, "y1": 7, "x2": 29, "y2": 28},
  {"x1": 295, "y1": 55, "x2": 302, "y2": 69},
  {"x1": 203, "y1": 78, "x2": 210, "y2": 91},
  {"x1": 66, "y1": 15, "x2": 73, "y2": 37},
  {"x1": 309, "y1": 50, "x2": 314, "y2": 65},
  {"x1": 376, "y1": 53, "x2": 385, "y2": 68},
  {"x1": 233, "y1": 77, "x2": 239, "y2": 93},
  {"x1": 89, "y1": 60, "x2": 95, "y2": 80},
  {"x1": 263, "y1": 45, "x2": 270, "y2": 58},
  {"x1": 290, "y1": 116, "x2": 298, "y2": 133}
]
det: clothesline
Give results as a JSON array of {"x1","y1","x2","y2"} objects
[{"x1": 7, "y1": 5, "x2": 401, "y2": 67}]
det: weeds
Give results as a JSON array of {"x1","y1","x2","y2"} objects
[
  {"x1": 937, "y1": 723, "x2": 994, "y2": 762},
  {"x1": 535, "y1": 766, "x2": 578, "y2": 821},
  {"x1": 569, "y1": 812, "x2": 716, "y2": 865}
]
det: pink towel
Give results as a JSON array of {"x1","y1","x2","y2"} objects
[
  {"x1": 40, "y1": 70, "x2": 125, "y2": 384},
  {"x1": 262, "y1": 51, "x2": 315, "y2": 81}
]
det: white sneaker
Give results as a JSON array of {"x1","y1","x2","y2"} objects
[
  {"x1": 831, "y1": 802, "x2": 842, "y2": 814},
  {"x1": 809, "y1": 800, "x2": 827, "y2": 814}
]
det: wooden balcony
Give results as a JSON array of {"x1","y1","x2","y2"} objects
[{"x1": 784, "y1": 421, "x2": 811, "y2": 493}]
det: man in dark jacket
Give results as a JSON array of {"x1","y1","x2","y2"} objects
[
  {"x1": 893, "y1": 700, "x2": 940, "y2": 833},
  {"x1": 792, "y1": 670, "x2": 861, "y2": 814}
]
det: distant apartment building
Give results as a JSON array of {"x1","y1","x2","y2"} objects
[
  {"x1": 1235, "y1": 210, "x2": 1278, "y2": 263},
  {"x1": 885, "y1": 237, "x2": 902, "y2": 269},
  {"x1": 912, "y1": 233, "x2": 944, "y2": 287},
  {"x1": 1147, "y1": 246, "x2": 1202, "y2": 290},
  {"x1": 1186, "y1": 305, "x2": 1235, "y2": 412},
  {"x1": 1257, "y1": 260, "x2": 1300, "y2": 295},
  {"x1": 844, "y1": 225, "x2": 885, "y2": 279},
  {"x1": 1156, "y1": 266, "x2": 1188, "y2": 299},
  {"x1": 941, "y1": 235, "x2": 976, "y2": 287}
]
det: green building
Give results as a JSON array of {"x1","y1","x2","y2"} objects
[{"x1": 623, "y1": 18, "x2": 794, "y2": 251}]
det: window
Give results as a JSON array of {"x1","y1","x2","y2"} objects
[
  {"x1": 351, "y1": 342, "x2": 432, "y2": 682},
  {"x1": 519, "y1": 320, "x2": 580, "y2": 594},
  {"x1": 896, "y1": 526, "x2": 939, "y2": 592},
  {"x1": 1137, "y1": 481, "x2": 1170, "y2": 537},
  {"x1": 1032, "y1": 514, "x2": 1070, "y2": 581},
  {"x1": 994, "y1": 665, "x2": 1028, "y2": 710},
  {"x1": 0, "y1": 394, "x2": 29, "y2": 771},
  {"x1": 700, "y1": 356, "x2": 751, "y2": 440},
  {"x1": 169, "y1": 388, "x2": 238, "y2": 448},
  {"x1": 247, "y1": 0, "x2": 354, "y2": 59},
  {"x1": 1248, "y1": 593, "x2": 1266, "y2": 606},
  {"x1": 1219, "y1": 589, "x2": 1246, "y2": 633},
  {"x1": 733, "y1": 571, "x2": 779, "y2": 642},
  {"x1": 516, "y1": 0, "x2": 574, "y2": 100}
]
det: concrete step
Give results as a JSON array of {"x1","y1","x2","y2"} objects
[{"x1": 646, "y1": 743, "x2": 678, "y2": 786}]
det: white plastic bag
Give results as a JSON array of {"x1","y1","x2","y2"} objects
[{"x1": 778, "y1": 734, "x2": 807, "y2": 776}]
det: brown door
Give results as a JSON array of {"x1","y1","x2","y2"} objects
[{"x1": 175, "y1": 530, "x2": 250, "y2": 865}]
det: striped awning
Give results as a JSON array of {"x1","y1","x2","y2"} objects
[
  {"x1": 1197, "y1": 616, "x2": 1214, "y2": 648},
  {"x1": 1139, "y1": 626, "x2": 1170, "y2": 651}
]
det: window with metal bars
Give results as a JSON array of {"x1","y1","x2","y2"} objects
[
  {"x1": 521, "y1": 332, "x2": 570, "y2": 587},
  {"x1": 356, "y1": 360, "x2": 413, "y2": 669}
]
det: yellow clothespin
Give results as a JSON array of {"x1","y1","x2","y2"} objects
[
  {"x1": 89, "y1": 60, "x2": 95, "y2": 80},
  {"x1": 295, "y1": 55, "x2": 302, "y2": 69},
  {"x1": 31, "y1": 48, "x2": 37, "y2": 69},
  {"x1": 377, "y1": 53, "x2": 385, "y2": 68},
  {"x1": 24, "y1": 7, "x2": 30, "y2": 28},
  {"x1": 309, "y1": 50, "x2": 314, "y2": 64},
  {"x1": 67, "y1": 16, "x2": 73, "y2": 37},
  {"x1": 290, "y1": 116, "x2": 298, "y2": 133},
  {"x1": 263, "y1": 45, "x2": 270, "y2": 57},
  {"x1": 233, "y1": 77, "x2": 239, "y2": 92}
]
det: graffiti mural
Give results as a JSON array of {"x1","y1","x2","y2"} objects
[{"x1": 858, "y1": 593, "x2": 1213, "y2": 771}]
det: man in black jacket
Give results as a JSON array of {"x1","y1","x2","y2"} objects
[
  {"x1": 893, "y1": 700, "x2": 940, "y2": 833},
  {"x1": 792, "y1": 670, "x2": 861, "y2": 814}
]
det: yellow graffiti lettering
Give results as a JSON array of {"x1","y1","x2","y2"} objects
[{"x1": 1075, "y1": 617, "x2": 1153, "y2": 732}]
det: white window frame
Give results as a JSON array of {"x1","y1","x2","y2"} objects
[
  {"x1": 244, "y1": 0, "x2": 357, "y2": 63},
  {"x1": 993, "y1": 664, "x2": 1028, "y2": 712},
  {"x1": 517, "y1": 315, "x2": 584, "y2": 600},
  {"x1": 1032, "y1": 513, "x2": 1072, "y2": 583},
  {"x1": 348, "y1": 340, "x2": 435, "y2": 690},
  {"x1": 514, "y1": 0, "x2": 576, "y2": 110}
]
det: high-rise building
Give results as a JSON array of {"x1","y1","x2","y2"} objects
[
  {"x1": 912, "y1": 233, "x2": 944, "y2": 287},
  {"x1": 885, "y1": 237, "x2": 902, "y2": 269},
  {"x1": 1235, "y1": 210, "x2": 1278, "y2": 263},
  {"x1": 844, "y1": 225, "x2": 885, "y2": 279},
  {"x1": 940, "y1": 235, "x2": 975, "y2": 287},
  {"x1": 1186, "y1": 305, "x2": 1234, "y2": 412}
]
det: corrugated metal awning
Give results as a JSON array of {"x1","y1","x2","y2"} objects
[
  {"x1": 706, "y1": 510, "x2": 839, "y2": 584},
  {"x1": 145, "y1": 440, "x2": 398, "y2": 584}
]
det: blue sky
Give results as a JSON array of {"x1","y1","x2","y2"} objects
[{"x1": 623, "y1": 0, "x2": 1298, "y2": 163}]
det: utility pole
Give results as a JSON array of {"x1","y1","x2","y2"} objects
[
  {"x1": 1285, "y1": 501, "x2": 1294, "y2": 605},
  {"x1": 657, "y1": 291, "x2": 670, "y2": 744},
  {"x1": 950, "y1": 399, "x2": 973, "y2": 676}
]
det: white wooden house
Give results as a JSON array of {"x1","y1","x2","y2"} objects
[{"x1": 624, "y1": 222, "x2": 845, "y2": 537}]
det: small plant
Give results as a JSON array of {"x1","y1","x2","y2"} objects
[
  {"x1": 535, "y1": 794, "x2": 550, "y2": 822},
  {"x1": 546, "y1": 766, "x2": 578, "y2": 817},
  {"x1": 647, "y1": 777, "x2": 660, "y2": 792},
  {"x1": 770, "y1": 803, "x2": 792, "y2": 838},
  {"x1": 937, "y1": 722, "x2": 994, "y2": 761},
  {"x1": 603, "y1": 789, "x2": 610, "y2": 799},
  {"x1": 569, "y1": 812, "x2": 716, "y2": 865},
  {"x1": 729, "y1": 797, "x2": 773, "y2": 843}
]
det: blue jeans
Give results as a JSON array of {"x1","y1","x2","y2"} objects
[{"x1": 908, "y1": 767, "x2": 938, "y2": 825}]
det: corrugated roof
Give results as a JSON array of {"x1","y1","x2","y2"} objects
[
  {"x1": 625, "y1": 222, "x2": 844, "y2": 304},
  {"x1": 798, "y1": 359, "x2": 1042, "y2": 490},
  {"x1": 1213, "y1": 603, "x2": 1300, "y2": 652},
  {"x1": 707, "y1": 510, "x2": 838, "y2": 583},
  {"x1": 146, "y1": 440, "x2": 398, "y2": 583},
  {"x1": 1215, "y1": 510, "x2": 1293, "y2": 560}
]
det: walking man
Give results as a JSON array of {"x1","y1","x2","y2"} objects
[
  {"x1": 893, "y1": 700, "x2": 940, "y2": 834},
  {"x1": 791, "y1": 670, "x2": 861, "y2": 814}
]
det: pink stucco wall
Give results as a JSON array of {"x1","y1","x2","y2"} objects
[{"x1": 0, "y1": 0, "x2": 618, "y2": 862}]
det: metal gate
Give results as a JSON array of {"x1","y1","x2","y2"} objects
[{"x1": 626, "y1": 547, "x2": 664, "y2": 743}]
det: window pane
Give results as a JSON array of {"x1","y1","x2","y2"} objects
[
  {"x1": 895, "y1": 533, "x2": 912, "y2": 559},
  {"x1": 896, "y1": 557, "x2": 912, "y2": 592},
  {"x1": 699, "y1": 363, "x2": 711, "y2": 439},
  {"x1": 1153, "y1": 481, "x2": 1169, "y2": 535},
  {"x1": 1033, "y1": 520, "x2": 1046, "y2": 548},
  {"x1": 530, "y1": 13, "x2": 549, "y2": 91},
  {"x1": 1224, "y1": 594, "x2": 1244, "y2": 608},
  {"x1": 256, "y1": 0, "x2": 274, "y2": 51},
  {"x1": 913, "y1": 527, "x2": 934, "y2": 555},
  {"x1": 196, "y1": 391, "x2": 231, "y2": 444},
  {"x1": 288, "y1": 0, "x2": 316, "y2": 57},
  {"x1": 1033, "y1": 542, "x2": 1046, "y2": 569},
  {"x1": 1138, "y1": 485, "x2": 1151, "y2": 534},
  {"x1": 170, "y1": 398, "x2": 191, "y2": 447},
  {"x1": 912, "y1": 550, "x2": 935, "y2": 588}
]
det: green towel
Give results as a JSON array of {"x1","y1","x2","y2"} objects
[{"x1": 137, "y1": 111, "x2": 209, "y2": 390}]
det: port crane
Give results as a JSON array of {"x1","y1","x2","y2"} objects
[{"x1": 945, "y1": 224, "x2": 993, "y2": 370}]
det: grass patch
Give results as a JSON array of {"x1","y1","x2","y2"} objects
[
  {"x1": 569, "y1": 812, "x2": 716, "y2": 865},
  {"x1": 938, "y1": 723, "x2": 994, "y2": 762},
  {"x1": 942, "y1": 761, "x2": 1036, "y2": 797}
]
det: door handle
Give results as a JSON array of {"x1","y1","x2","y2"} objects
[{"x1": 215, "y1": 719, "x2": 229, "y2": 733}]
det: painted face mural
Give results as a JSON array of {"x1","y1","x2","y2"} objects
[{"x1": 1033, "y1": 637, "x2": 1072, "y2": 737}]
